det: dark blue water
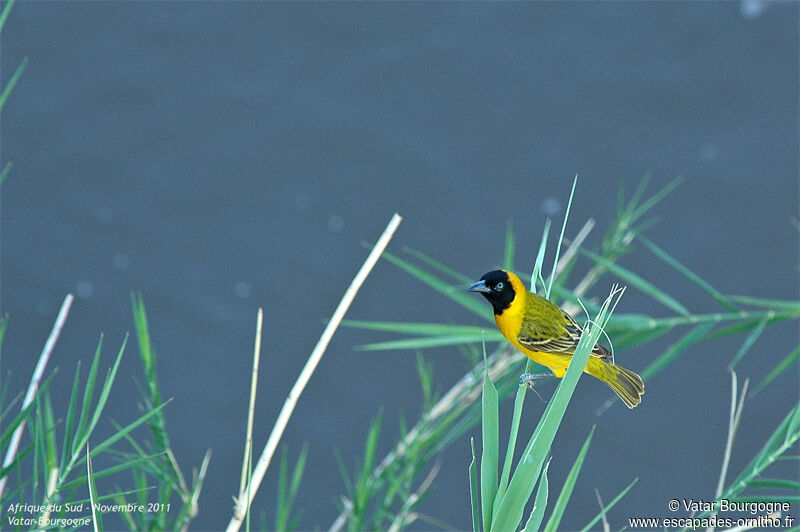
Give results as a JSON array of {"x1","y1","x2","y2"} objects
[{"x1": 2, "y1": 2, "x2": 797, "y2": 530}]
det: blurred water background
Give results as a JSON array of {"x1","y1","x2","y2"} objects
[{"x1": 2, "y1": 2, "x2": 798, "y2": 530}]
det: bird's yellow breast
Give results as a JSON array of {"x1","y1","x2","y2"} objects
[{"x1": 494, "y1": 277, "x2": 572, "y2": 377}]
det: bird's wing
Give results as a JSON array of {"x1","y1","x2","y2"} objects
[{"x1": 517, "y1": 307, "x2": 611, "y2": 360}]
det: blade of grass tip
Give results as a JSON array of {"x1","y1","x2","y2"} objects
[
  {"x1": 131, "y1": 293, "x2": 169, "y2": 452},
  {"x1": 227, "y1": 213, "x2": 402, "y2": 532},
  {"x1": 727, "y1": 314, "x2": 770, "y2": 370},
  {"x1": 626, "y1": 174, "x2": 652, "y2": 216},
  {"x1": 713, "y1": 372, "x2": 748, "y2": 509},
  {"x1": 543, "y1": 426, "x2": 595, "y2": 532},
  {"x1": 637, "y1": 235, "x2": 738, "y2": 312},
  {"x1": 629, "y1": 176, "x2": 682, "y2": 222},
  {"x1": 480, "y1": 338, "x2": 499, "y2": 532},
  {"x1": 400, "y1": 245, "x2": 473, "y2": 284},
  {"x1": 578, "y1": 478, "x2": 638, "y2": 532},
  {"x1": 0, "y1": 0, "x2": 16, "y2": 35},
  {"x1": 531, "y1": 219, "x2": 552, "y2": 295},
  {"x1": 523, "y1": 457, "x2": 551, "y2": 532},
  {"x1": 239, "y1": 308, "x2": 263, "y2": 499},
  {"x1": 546, "y1": 175, "x2": 577, "y2": 299},
  {"x1": 469, "y1": 438, "x2": 480, "y2": 532},
  {"x1": 504, "y1": 219, "x2": 515, "y2": 270},
  {"x1": 750, "y1": 346, "x2": 800, "y2": 398},
  {"x1": 77, "y1": 335, "x2": 129, "y2": 456},
  {"x1": 0, "y1": 162, "x2": 13, "y2": 188},
  {"x1": 579, "y1": 248, "x2": 690, "y2": 316},
  {"x1": 0, "y1": 293, "x2": 73, "y2": 502},
  {"x1": 356, "y1": 413, "x2": 382, "y2": 510},
  {"x1": 74, "y1": 335, "x2": 104, "y2": 456},
  {"x1": 0, "y1": 57, "x2": 28, "y2": 114},
  {"x1": 87, "y1": 443, "x2": 103, "y2": 532}
]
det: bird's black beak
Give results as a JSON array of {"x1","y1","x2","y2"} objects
[{"x1": 468, "y1": 280, "x2": 491, "y2": 293}]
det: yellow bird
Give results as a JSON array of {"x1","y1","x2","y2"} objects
[{"x1": 469, "y1": 269, "x2": 644, "y2": 408}]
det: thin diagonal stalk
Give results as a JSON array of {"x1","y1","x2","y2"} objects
[
  {"x1": 226, "y1": 213, "x2": 402, "y2": 532},
  {"x1": 0, "y1": 294, "x2": 73, "y2": 500}
]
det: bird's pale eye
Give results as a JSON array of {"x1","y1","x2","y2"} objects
[{"x1": 495, "y1": 282, "x2": 504, "y2": 291}]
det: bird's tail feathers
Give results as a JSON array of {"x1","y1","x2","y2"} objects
[{"x1": 587, "y1": 358, "x2": 645, "y2": 409}]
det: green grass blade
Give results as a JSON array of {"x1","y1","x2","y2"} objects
[
  {"x1": 0, "y1": 57, "x2": 28, "y2": 114},
  {"x1": 543, "y1": 426, "x2": 595, "y2": 532},
  {"x1": 276, "y1": 448, "x2": 290, "y2": 531},
  {"x1": 497, "y1": 359, "x2": 533, "y2": 505},
  {"x1": 355, "y1": 413, "x2": 382, "y2": 513},
  {"x1": 355, "y1": 333, "x2": 499, "y2": 351},
  {"x1": 480, "y1": 341, "x2": 499, "y2": 532},
  {"x1": 531, "y1": 219, "x2": 552, "y2": 295},
  {"x1": 727, "y1": 494, "x2": 800, "y2": 503},
  {"x1": 578, "y1": 478, "x2": 638, "y2": 532},
  {"x1": 343, "y1": 320, "x2": 488, "y2": 336},
  {"x1": 703, "y1": 314, "x2": 793, "y2": 342},
  {"x1": 523, "y1": 458, "x2": 551, "y2": 532},
  {"x1": 611, "y1": 325, "x2": 672, "y2": 351},
  {"x1": 723, "y1": 403, "x2": 800, "y2": 500},
  {"x1": 629, "y1": 176, "x2": 682, "y2": 222},
  {"x1": 0, "y1": 0, "x2": 16, "y2": 36},
  {"x1": 382, "y1": 250, "x2": 493, "y2": 321},
  {"x1": 400, "y1": 245, "x2": 474, "y2": 285},
  {"x1": 84, "y1": 400, "x2": 171, "y2": 463},
  {"x1": 580, "y1": 248, "x2": 690, "y2": 316},
  {"x1": 750, "y1": 346, "x2": 800, "y2": 398},
  {"x1": 74, "y1": 335, "x2": 128, "y2": 456},
  {"x1": 0, "y1": 391, "x2": 43, "y2": 451},
  {"x1": 469, "y1": 438, "x2": 480, "y2": 532},
  {"x1": 727, "y1": 314, "x2": 769, "y2": 370},
  {"x1": 504, "y1": 219, "x2": 515, "y2": 270},
  {"x1": 640, "y1": 322, "x2": 714, "y2": 382},
  {"x1": 746, "y1": 478, "x2": 800, "y2": 491},
  {"x1": 42, "y1": 391, "x2": 57, "y2": 476},
  {"x1": 74, "y1": 336, "x2": 104, "y2": 456},
  {"x1": 275, "y1": 444, "x2": 308, "y2": 532},
  {"x1": 86, "y1": 444, "x2": 104, "y2": 531},
  {"x1": 0, "y1": 162, "x2": 12, "y2": 188},
  {"x1": 287, "y1": 444, "x2": 309, "y2": 530},
  {"x1": 546, "y1": 175, "x2": 577, "y2": 299},
  {"x1": 728, "y1": 294, "x2": 800, "y2": 312},
  {"x1": 59, "y1": 452, "x2": 167, "y2": 492},
  {"x1": 132, "y1": 293, "x2": 169, "y2": 451},
  {"x1": 59, "y1": 360, "x2": 82, "y2": 472},
  {"x1": 0, "y1": 442, "x2": 33, "y2": 480},
  {"x1": 638, "y1": 235, "x2": 737, "y2": 311}
]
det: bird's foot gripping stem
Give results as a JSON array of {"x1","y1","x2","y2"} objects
[{"x1": 519, "y1": 372, "x2": 554, "y2": 389}]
